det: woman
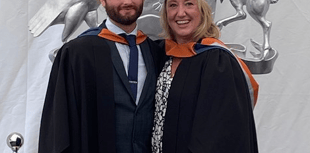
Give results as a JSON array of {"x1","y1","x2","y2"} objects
[{"x1": 151, "y1": 0, "x2": 259, "y2": 153}]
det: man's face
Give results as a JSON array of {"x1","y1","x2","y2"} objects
[{"x1": 101, "y1": 0, "x2": 144, "y2": 25}]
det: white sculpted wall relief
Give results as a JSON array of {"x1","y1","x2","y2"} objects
[{"x1": 29, "y1": 0, "x2": 279, "y2": 74}]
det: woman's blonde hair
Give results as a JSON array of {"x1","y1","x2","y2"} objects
[{"x1": 160, "y1": 0, "x2": 220, "y2": 42}]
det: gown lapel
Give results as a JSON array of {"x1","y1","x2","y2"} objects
[
  {"x1": 162, "y1": 58, "x2": 192, "y2": 153},
  {"x1": 93, "y1": 38, "x2": 116, "y2": 153},
  {"x1": 136, "y1": 40, "x2": 153, "y2": 108}
]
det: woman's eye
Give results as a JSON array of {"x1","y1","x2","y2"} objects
[
  {"x1": 169, "y1": 3, "x2": 177, "y2": 7},
  {"x1": 185, "y1": 2, "x2": 193, "y2": 6}
]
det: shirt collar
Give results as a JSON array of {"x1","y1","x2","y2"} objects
[{"x1": 105, "y1": 17, "x2": 138, "y2": 36}]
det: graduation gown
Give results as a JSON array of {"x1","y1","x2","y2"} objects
[
  {"x1": 38, "y1": 24, "x2": 165, "y2": 153},
  {"x1": 160, "y1": 42, "x2": 258, "y2": 153}
]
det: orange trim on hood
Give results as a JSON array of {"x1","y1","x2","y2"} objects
[{"x1": 98, "y1": 29, "x2": 147, "y2": 45}]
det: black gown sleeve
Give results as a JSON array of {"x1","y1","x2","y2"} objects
[
  {"x1": 188, "y1": 49, "x2": 258, "y2": 153},
  {"x1": 38, "y1": 43, "x2": 80, "y2": 153}
]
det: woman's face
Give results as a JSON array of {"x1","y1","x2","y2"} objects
[{"x1": 166, "y1": 0, "x2": 201, "y2": 43}]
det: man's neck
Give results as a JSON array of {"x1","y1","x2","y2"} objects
[{"x1": 110, "y1": 19, "x2": 137, "y2": 34}]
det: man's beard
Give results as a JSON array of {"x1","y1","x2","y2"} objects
[{"x1": 105, "y1": 3, "x2": 143, "y2": 25}]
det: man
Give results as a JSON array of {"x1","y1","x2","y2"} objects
[{"x1": 38, "y1": 0, "x2": 164, "y2": 152}]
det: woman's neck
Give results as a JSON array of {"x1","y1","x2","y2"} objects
[{"x1": 175, "y1": 36, "x2": 193, "y2": 44}]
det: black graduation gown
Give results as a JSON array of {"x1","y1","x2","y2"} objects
[
  {"x1": 38, "y1": 34, "x2": 164, "y2": 153},
  {"x1": 161, "y1": 47, "x2": 258, "y2": 153}
]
